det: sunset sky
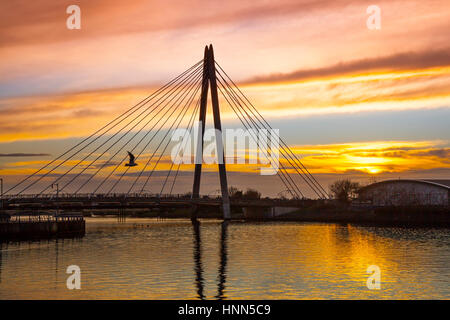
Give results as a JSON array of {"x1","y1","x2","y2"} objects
[{"x1": 0, "y1": 0, "x2": 449, "y2": 197}]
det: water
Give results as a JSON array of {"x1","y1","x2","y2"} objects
[{"x1": 1, "y1": 218, "x2": 450, "y2": 299}]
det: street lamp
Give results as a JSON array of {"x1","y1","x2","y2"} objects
[
  {"x1": 207, "y1": 189, "x2": 221, "y2": 198},
  {"x1": 277, "y1": 189, "x2": 295, "y2": 200},
  {"x1": 51, "y1": 183, "x2": 59, "y2": 198},
  {"x1": 51, "y1": 183, "x2": 59, "y2": 216},
  {"x1": 0, "y1": 178, "x2": 3, "y2": 209}
]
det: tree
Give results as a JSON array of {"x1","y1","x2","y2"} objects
[
  {"x1": 228, "y1": 186, "x2": 243, "y2": 199},
  {"x1": 329, "y1": 179, "x2": 360, "y2": 203},
  {"x1": 182, "y1": 191, "x2": 192, "y2": 199},
  {"x1": 243, "y1": 188, "x2": 261, "y2": 200}
]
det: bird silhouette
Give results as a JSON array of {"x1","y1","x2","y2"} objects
[{"x1": 125, "y1": 151, "x2": 137, "y2": 167}]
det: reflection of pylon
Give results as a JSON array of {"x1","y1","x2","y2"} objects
[{"x1": 192, "y1": 45, "x2": 231, "y2": 220}]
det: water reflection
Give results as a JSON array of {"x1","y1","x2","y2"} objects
[
  {"x1": 1, "y1": 219, "x2": 450, "y2": 299},
  {"x1": 216, "y1": 221, "x2": 228, "y2": 300},
  {"x1": 54, "y1": 239, "x2": 60, "y2": 289},
  {"x1": 191, "y1": 220, "x2": 229, "y2": 300},
  {"x1": 0, "y1": 242, "x2": 3, "y2": 283},
  {"x1": 191, "y1": 219, "x2": 205, "y2": 299}
]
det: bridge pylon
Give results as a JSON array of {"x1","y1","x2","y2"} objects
[{"x1": 192, "y1": 45, "x2": 231, "y2": 220}]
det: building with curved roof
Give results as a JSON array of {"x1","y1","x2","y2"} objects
[{"x1": 358, "y1": 179, "x2": 450, "y2": 207}]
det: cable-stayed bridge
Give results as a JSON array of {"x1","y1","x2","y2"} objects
[{"x1": 1, "y1": 45, "x2": 328, "y2": 219}]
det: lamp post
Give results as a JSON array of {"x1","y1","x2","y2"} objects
[
  {"x1": 207, "y1": 189, "x2": 221, "y2": 198},
  {"x1": 0, "y1": 178, "x2": 3, "y2": 209},
  {"x1": 52, "y1": 183, "x2": 59, "y2": 216},
  {"x1": 51, "y1": 183, "x2": 59, "y2": 198}
]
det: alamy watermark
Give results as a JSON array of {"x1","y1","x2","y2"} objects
[
  {"x1": 366, "y1": 265, "x2": 381, "y2": 290},
  {"x1": 366, "y1": 5, "x2": 381, "y2": 30},
  {"x1": 171, "y1": 121, "x2": 279, "y2": 175},
  {"x1": 66, "y1": 5, "x2": 81, "y2": 30},
  {"x1": 66, "y1": 265, "x2": 81, "y2": 290}
]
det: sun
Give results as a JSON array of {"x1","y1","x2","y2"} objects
[
  {"x1": 352, "y1": 166, "x2": 381, "y2": 174},
  {"x1": 366, "y1": 167, "x2": 381, "y2": 174}
]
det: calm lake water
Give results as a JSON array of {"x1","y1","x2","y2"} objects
[{"x1": 1, "y1": 218, "x2": 450, "y2": 299}]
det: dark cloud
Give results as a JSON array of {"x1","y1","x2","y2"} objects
[
  {"x1": 342, "y1": 169, "x2": 371, "y2": 175},
  {"x1": 90, "y1": 161, "x2": 121, "y2": 169},
  {"x1": 414, "y1": 148, "x2": 450, "y2": 159},
  {"x1": 403, "y1": 167, "x2": 450, "y2": 175},
  {"x1": 359, "y1": 148, "x2": 450, "y2": 160},
  {"x1": 0, "y1": 153, "x2": 50, "y2": 157},
  {"x1": 118, "y1": 170, "x2": 194, "y2": 178},
  {"x1": 0, "y1": 122, "x2": 65, "y2": 136},
  {"x1": 35, "y1": 172, "x2": 90, "y2": 179},
  {"x1": 245, "y1": 48, "x2": 450, "y2": 84},
  {"x1": 72, "y1": 109, "x2": 104, "y2": 118},
  {"x1": 0, "y1": 104, "x2": 60, "y2": 116}
]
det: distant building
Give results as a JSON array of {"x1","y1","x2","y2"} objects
[{"x1": 358, "y1": 179, "x2": 450, "y2": 207}]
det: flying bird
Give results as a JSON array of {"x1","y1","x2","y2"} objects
[{"x1": 125, "y1": 151, "x2": 137, "y2": 167}]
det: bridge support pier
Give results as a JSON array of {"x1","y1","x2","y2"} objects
[
  {"x1": 118, "y1": 206, "x2": 126, "y2": 222},
  {"x1": 192, "y1": 44, "x2": 231, "y2": 220}
]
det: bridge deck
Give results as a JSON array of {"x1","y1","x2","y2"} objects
[{"x1": 2, "y1": 194, "x2": 316, "y2": 211}]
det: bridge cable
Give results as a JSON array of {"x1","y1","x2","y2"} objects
[
  {"x1": 10, "y1": 61, "x2": 203, "y2": 197},
  {"x1": 34, "y1": 63, "x2": 204, "y2": 197},
  {"x1": 108, "y1": 70, "x2": 203, "y2": 195},
  {"x1": 218, "y1": 75, "x2": 321, "y2": 199},
  {"x1": 216, "y1": 73, "x2": 308, "y2": 199},
  {"x1": 215, "y1": 66, "x2": 322, "y2": 198},
  {"x1": 215, "y1": 61, "x2": 328, "y2": 198},
  {"x1": 160, "y1": 94, "x2": 201, "y2": 196},
  {"x1": 167, "y1": 109, "x2": 198, "y2": 196},
  {"x1": 6, "y1": 60, "x2": 202, "y2": 197},
  {"x1": 224, "y1": 79, "x2": 327, "y2": 199},
  {"x1": 67, "y1": 64, "x2": 205, "y2": 194},
  {"x1": 102, "y1": 68, "x2": 203, "y2": 195},
  {"x1": 215, "y1": 76, "x2": 302, "y2": 198},
  {"x1": 136, "y1": 76, "x2": 204, "y2": 195},
  {"x1": 216, "y1": 80, "x2": 303, "y2": 199},
  {"x1": 116, "y1": 73, "x2": 201, "y2": 195},
  {"x1": 217, "y1": 80, "x2": 302, "y2": 198},
  {"x1": 168, "y1": 98, "x2": 201, "y2": 196},
  {"x1": 215, "y1": 62, "x2": 328, "y2": 199},
  {"x1": 90, "y1": 69, "x2": 203, "y2": 195}
]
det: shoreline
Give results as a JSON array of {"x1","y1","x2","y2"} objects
[{"x1": 85, "y1": 205, "x2": 450, "y2": 228}]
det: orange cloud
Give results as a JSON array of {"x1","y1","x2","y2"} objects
[
  {"x1": 1, "y1": 0, "x2": 449, "y2": 197},
  {"x1": 2, "y1": 140, "x2": 447, "y2": 177},
  {"x1": 1, "y1": 140, "x2": 448, "y2": 197},
  {"x1": 244, "y1": 48, "x2": 450, "y2": 85},
  {"x1": 0, "y1": 0, "x2": 377, "y2": 47},
  {"x1": 0, "y1": 86, "x2": 159, "y2": 141},
  {"x1": 1, "y1": 62, "x2": 449, "y2": 142},
  {"x1": 224, "y1": 66, "x2": 450, "y2": 118},
  {"x1": 287, "y1": 140, "x2": 450, "y2": 175}
]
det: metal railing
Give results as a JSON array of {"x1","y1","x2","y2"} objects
[{"x1": 3, "y1": 213, "x2": 84, "y2": 224}]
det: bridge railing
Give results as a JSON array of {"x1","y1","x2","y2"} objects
[
  {"x1": 4, "y1": 213, "x2": 84, "y2": 224},
  {"x1": 3, "y1": 192, "x2": 320, "y2": 206},
  {"x1": 4, "y1": 193, "x2": 223, "y2": 202}
]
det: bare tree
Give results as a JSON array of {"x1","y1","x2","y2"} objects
[
  {"x1": 228, "y1": 186, "x2": 243, "y2": 199},
  {"x1": 243, "y1": 188, "x2": 261, "y2": 200},
  {"x1": 329, "y1": 179, "x2": 360, "y2": 203}
]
